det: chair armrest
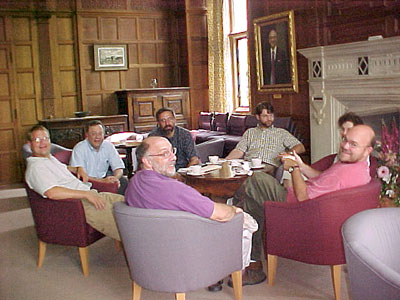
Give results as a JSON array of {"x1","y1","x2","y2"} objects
[
  {"x1": 25, "y1": 186, "x2": 92, "y2": 246},
  {"x1": 264, "y1": 179, "x2": 380, "y2": 265},
  {"x1": 89, "y1": 179, "x2": 118, "y2": 193}
]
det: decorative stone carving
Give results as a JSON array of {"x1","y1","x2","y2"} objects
[{"x1": 299, "y1": 36, "x2": 400, "y2": 162}]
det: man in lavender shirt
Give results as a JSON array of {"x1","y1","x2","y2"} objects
[{"x1": 125, "y1": 136, "x2": 257, "y2": 292}]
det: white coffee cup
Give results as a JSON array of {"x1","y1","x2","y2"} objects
[
  {"x1": 251, "y1": 158, "x2": 262, "y2": 168},
  {"x1": 189, "y1": 165, "x2": 202, "y2": 175},
  {"x1": 209, "y1": 155, "x2": 219, "y2": 164},
  {"x1": 242, "y1": 161, "x2": 251, "y2": 171}
]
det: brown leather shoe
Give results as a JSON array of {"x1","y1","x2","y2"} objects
[
  {"x1": 227, "y1": 268, "x2": 266, "y2": 287},
  {"x1": 207, "y1": 280, "x2": 223, "y2": 292}
]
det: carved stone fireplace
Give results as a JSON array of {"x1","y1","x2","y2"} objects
[{"x1": 299, "y1": 36, "x2": 400, "y2": 162}]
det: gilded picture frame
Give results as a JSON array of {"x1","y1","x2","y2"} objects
[
  {"x1": 254, "y1": 10, "x2": 298, "y2": 93},
  {"x1": 94, "y1": 44, "x2": 128, "y2": 71}
]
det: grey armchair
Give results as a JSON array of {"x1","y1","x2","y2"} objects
[
  {"x1": 342, "y1": 207, "x2": 400, "y2": 300},
  {"x1": 113, "y1": 202, "x2": 243, "y2": 300}
]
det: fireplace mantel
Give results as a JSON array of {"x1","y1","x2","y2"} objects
[{"x1": 298, "y1": 36, "x2": 400, "y2": 162}]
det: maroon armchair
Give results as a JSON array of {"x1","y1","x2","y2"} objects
[
  {"x1": 264, "y1": 154, "x2": 381, "y2": 300},
  {"x1": 25, "y1": 150, "x2": 119, "y2": 276}
]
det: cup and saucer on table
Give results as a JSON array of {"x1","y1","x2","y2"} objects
[
  {"x1": 186, "y1": 165, "x2": 203, "y2": 176},
  {"x1": 206, "y1": 155, "x2": 226, "y2": 165},
  {"x1": 250, "y1": 158, "x2": 266, "y2": 169}
]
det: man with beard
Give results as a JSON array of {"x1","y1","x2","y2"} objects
[
  {"x1": 232, "y1": 124, "x2": 375, "y2": 286},
  {"x1": 148, "y1": 107, "x2": 200, "y2": 170},
  {"x1": 125, "y1": 136, "x2": 258, "y2": 292},
  {"x1": 225, "y1": 101, "x2": 305, "y2": 175}
]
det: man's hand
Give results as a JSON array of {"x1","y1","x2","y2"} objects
[
  {"x1": 103, "y1": 176, "x2": 121, "y2": 188},
  {"x1": 76, "y1": 167, "x2": 89, "y2": 182},
  {"x1": 292, "y1": 150, "x2": 305, "y2": 167},
  {"x1": 85, "y1": 192, "x2": 106, "y2": 210}
]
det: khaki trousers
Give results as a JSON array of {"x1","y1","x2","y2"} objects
[{"x1": 81, "y1": 190, "x2": 124, "y2": 241}]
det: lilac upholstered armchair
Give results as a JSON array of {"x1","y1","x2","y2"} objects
[
  {"x1": 264, "y1": 154, "x2": 381, "y2": 300},
  {"x1": 25, "y1": 149, "x2": 118, "y2": 276},
  {"x1": 113, "y1": 202, "x2": 243, "y2": 300},
  {"x1": 342, "y1": 208, "x2": 400, "y2": 300}
]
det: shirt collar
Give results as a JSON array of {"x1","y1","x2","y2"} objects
[{"x1": 85, "y1": 139, "x2": 103, "y2": 151}]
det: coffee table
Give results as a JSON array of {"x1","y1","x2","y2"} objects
[
  {"x1": 115, "y1": 141, "x2": 141, "y2": 178},
  {"x1": 181, "y1": 165, "x2": 249, "y2": 203}
]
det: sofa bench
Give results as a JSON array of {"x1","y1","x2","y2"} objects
[{"x1": 191, "y1": 112, "x2": 302, "y2": 157}]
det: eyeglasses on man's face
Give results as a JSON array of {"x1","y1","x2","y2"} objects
[
  {"x1": 341, "y1": 136, "x2": 369, "y2": 149},
  {"x1": 148, "y1": 147, "x2": 177, "y2": 158},
  {"x1": 158, "y1": 117, "x2": 175, "y2": 123},
  {"x1": 32, "y1": 136, "x2": 50, "y2": 143}
]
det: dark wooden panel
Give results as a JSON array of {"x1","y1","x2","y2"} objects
[
  {"x1": 116, "y1": 88, "x2": 191, "y2": 132},
  {"x1": 39, "y1": 115, "x2": 128, "y2": 149}
]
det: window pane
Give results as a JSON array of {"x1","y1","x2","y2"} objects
[
  {"x1": 237, "y1": 37, "x2": 249, "y2": 107},
  {"x1": 232, "y1": 0, "x2": 247, "y2": 33}
]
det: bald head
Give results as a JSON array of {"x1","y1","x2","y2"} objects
[
  {"x1": 339, "y1": 124, "x2": 375, "y2": 163},
  {"x1": 136, "y1": 136, "x2": 176, "y2": 176}
]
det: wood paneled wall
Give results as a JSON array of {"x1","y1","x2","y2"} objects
[
  {"x1": 247, "y1": 0, "x2": 400, "y2": 163},
  {"x1": 185, "y1": 0, "x2": 209, "y2": 128},
  {"x1": 0, "y1": 0, "x2": 187, "y2": 184},
  {"x1": 77, "y1": 11, "x2": 180, "y2": 116}
]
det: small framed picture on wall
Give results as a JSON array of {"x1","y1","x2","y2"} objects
[{"x1": 94, "y1": 44, "x2": 128, "y2": 71}]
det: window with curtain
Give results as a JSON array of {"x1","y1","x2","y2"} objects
[{"x1": 225, "y1": 0, "x2": 249, "y2": 111}]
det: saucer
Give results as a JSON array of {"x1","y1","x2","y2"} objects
[
  {"x1": 205, "y1": 159, "x2": 226, "y2": 165},
  {"x1": 186, "y1": 171, "x2": 204, "y2": 176},
  {"x1": 251, "y1": 163, "x2": 266, "y2": 169}
]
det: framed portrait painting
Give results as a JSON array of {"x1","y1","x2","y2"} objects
[
  {"x1": 94, "y1": 44, "x2": 128, "y2": 71},
  {"x1": 254, "y1": 10, "x2": 298, "y2": 93}
]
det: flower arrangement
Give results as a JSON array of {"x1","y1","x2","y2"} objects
[{"x1": 375, "y1": 118, "x2": 400, "y2": 206}]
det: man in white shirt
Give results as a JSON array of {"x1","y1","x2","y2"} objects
[
  {"x1": 70, "y1": 120, "x2": 128, "y2": 194},
  {"x1": 25, "y1": 125, "x2": 124, "y2": 241}
]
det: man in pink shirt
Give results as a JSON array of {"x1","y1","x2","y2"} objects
[{"x1": 233, "y1": 124, "x2": 375, "y2": 285}]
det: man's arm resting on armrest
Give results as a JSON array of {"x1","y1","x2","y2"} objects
[
  {"x1": 44, "y1": 186, "x2": 105, "y2": 210},
  {"x1": 210, "y1": 203, "x2": 242, "y2": 222},
  {"x1": 225, "y1": 149, "x2": 245, "y2": 160}
]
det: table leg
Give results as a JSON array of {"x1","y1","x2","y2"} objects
[{"x1": 125, "y1": 148, "x2": 133, "y2": 178}]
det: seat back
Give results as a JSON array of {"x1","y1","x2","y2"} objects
[
  {"x1": 53, "y1": 149, "x2": 73, "y2": 165},
  {"x1": 342, "y1": 208, "x2": 400, "y2": 299},
  {"x1": 227, "y1": 114, "x2": 247, "y2": 136},
  {"x1": 195, "y1": 138, "x2": 225, "y2": 163},
  {"x1": 22, "y1": 142, "x2": 71, "y2": 160},
  {"x1": 113, "y1": 202, "x2": 243, "y2": 293},
  {"x1": 212, "y1": 112, "x2": 229, "y2": 132},
  {"x1": 198, "y1": 112, "x2": 213, "y2": 130}
]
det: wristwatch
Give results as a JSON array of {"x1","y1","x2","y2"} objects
[{"x1": 288, "y1": 166, "x2": 299, "y2": 173}]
